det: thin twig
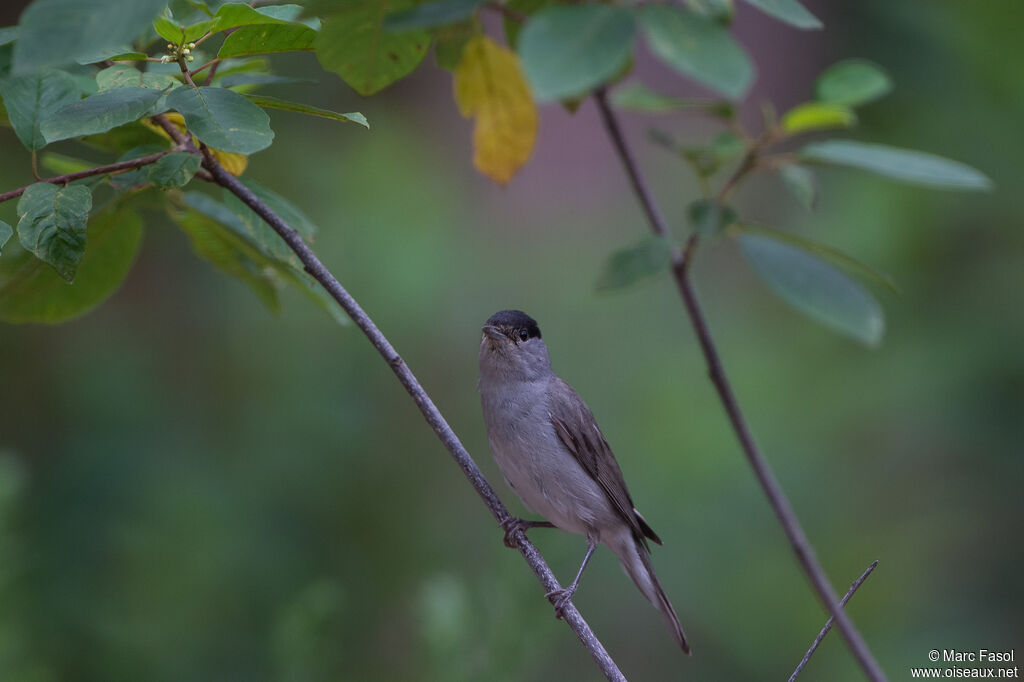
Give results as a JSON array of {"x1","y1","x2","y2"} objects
[
  {"x1": 145, "y1": 113, "x2": 628, "y2": 682},
  {"x1": 203, "y1": 58, "x2": 222, "y2": 86},
  {"x1": 0, "y1": 147, "x2": 184, "y2": 204},
  {"x1": 716, "y1": 127, "x2": 780, "y2": 202},
  {"x1": 189, "y1": 57, "x2": 219, "y2": 79},
  {"x1": 790, "y1": 561, "x2": 880, "y2": 682},
  {"x1": 592, "y1": 88, "x2": 888, "y2": 682}
]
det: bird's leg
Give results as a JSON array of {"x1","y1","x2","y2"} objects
[
  {"x1": 545, "y1": 538, "x2": 598, "y2": 620},
  {"x1": 501, "y1": 517, "x2": 556, "y2": 548}
]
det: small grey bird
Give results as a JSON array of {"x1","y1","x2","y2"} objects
[{"x1": 478, "y1": 309, "x2": 690, "y2": 653}]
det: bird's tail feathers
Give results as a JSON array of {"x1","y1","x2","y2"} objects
[{"x1": 609, "y1": 530, "x2": 690, "y2": 654}]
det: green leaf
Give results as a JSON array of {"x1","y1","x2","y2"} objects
[
  {"x1": 385, "y1": 0, "x2": 487, "y2": 30},
  {"x1": 78, "y1": 123, "x2": 166, "y2": 155},
  {"x1": 152, "y1": 16, "x2": 219, "y2": 44},
  {"x1": 182, "y1": 191, "x2": 344, "y2": 324},
  {"x1": 503, "y1": 0, "x2": 548, "y2": 49},
  {"x1": 167, "y1": 85, "x2": 274, "y2": 154},
  {"x1": 0, "y1": 221, "x2": 11, "y2": 256},
  {"x1": 244, "y1": 94, "x2": 368, "y2": 128},
  {"x1": 0, "y1": 43, "x2": 12, "y2": 80},
  {"x1": 684, "y1": 0, "x2": 735, "y2": 21},
  {"x1": 249, "y1": 5, "x2": 320, "y2": 29},
  {"x1": 171, "y1": 206, "x2": 281, "y2": 314},
  {"x1": 174, "y1": 4, "x2": 316, "y2": 50},
  {"x1": 0, "y1": 205, "x2": 143, "y2": 323},
  {"x1": 147, "y1": 152, "x2": 201, "y2": 188},
  {"x1": 688, "y1": 200, "x2": 737, "y2": 235},
  {"x1": 595, "y1": 236, "x2": 671, "y2": 292},
  {"x1": 734, "y1": 224, "x2": 898, "y2": 294},
  {"x1": 315, "y1": 0, "x2": 430, "y2": 96},
  {"x1": 518, "y1": 5, "x2": 635, "y2": 102},
  {"x1": 781, "y1": 102, "x2": 855, "y2": 134},
  {"x1": 240, "y1": 180, "x2": 319, "y2": 241},
  {"x1": 0, "y1": 70, "x2": 80, "y2": 151},
  {"x1": 72, "y1": 44, "x2": 133, "y2": 65},
  {"x1": 218, "y1": 73, "x2": 313, "y2": 88},
  {"x1": 15, "y1": 183, "x2": 93, "y2": 281},
  {"x1": 779, "y1": 164, "x2": 816, "y2": 210},
  {"x1": 741, "y1": 0, "x2": 820, "y2": 29},
  {"x1": 738, "y1": 232, "x2": 884, "y2": 345},
  {"x1": 221, "y1": 179, "x2": 317, "y2": 256},
  {"x1": 641, "y1": 5, "x2": 753, "y2": 100},
  {"x1": 108, "y1": 144, "x2": 168, "y2": 189},
  {"x1": 611, "y1": 81, "x2": 730, "y2": 114},
  {"x1": 710, "y1": 131, "x2": 744, "y2": 159},
  {"x1": 13, "y1": 0, "x2": 169, "y2": 73},
  {"x1": 41, "y1": 87, "x2": 168, "y2": 143},
  {"x1": 108, "y1": 52, "x2": 150, "y2": 62},
  {"x1": 218, "y1": 24, "x2": 317, "y2": 58},
  {"x1": 209, "y1": 57, "x2": 272, "y2": 82},
  {"x1": 0, "y1": 27, "x2": 17, "y2": 47},
  {"x1": 815, "y1": 59, "x2": 891, "y2": 107},
  {"x1": 185, "y1": 0, "x2": 214, "y2": 16},
  {"x1": 212, "y1": 3, "x2": 313, "y2": 31},
  {"x1": 433, "y1": 21, "x2": 474, "y2": 71},
  {"x1": 802, "y1": 140, "x2": 992, "y2": 191},
  {"x1": 96, "y1": 64, "x2": 181, "y2": 91}
]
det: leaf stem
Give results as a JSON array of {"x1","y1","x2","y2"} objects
[{"x1": 592, "y1": 87, "x2": 888, "y2": 682}]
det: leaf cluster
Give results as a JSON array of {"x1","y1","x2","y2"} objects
[
  {"x1": 306, "y1": 0, "x2": 989, "y2": 345},
  {"x1": 0, "y1": 0, "x2": 993, "y2": 347},
  {"x1": 0, "y1": 0, "x2": 367, "y2": 323},
  {"x1": 609, "y1": 58, "x2": 988, "y2": 345}
]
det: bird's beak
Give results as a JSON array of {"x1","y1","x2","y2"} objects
[{"x1": 481, "y1": 325, "x2": 504, "y2": 342}]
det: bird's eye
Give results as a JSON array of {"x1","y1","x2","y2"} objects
[{"x1": 518, "y1": 328, "x2": 529, "y2": 342}]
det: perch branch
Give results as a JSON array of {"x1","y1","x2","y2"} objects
[
  {"x1": 592, "y1": 88, "x2": 887, "y2": 682},
  {"x1": 145, "y1": 112, "x2": 628, "y2": 682},
  {"x1": 790, "y1": 560, "x2": 880, "y2": 682},
  {"x1": 0, "y1": 147, "x2": 185, "y2": 204}
]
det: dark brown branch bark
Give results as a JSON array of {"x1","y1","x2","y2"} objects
[
  {"x1": 145, "y1": 114, "x2": 629, "y2": 682},
  {"x1": 592, "y1": 88, "x2": 888, "y2": 682},
  {"x1": 790, "y1": 561, "x2": 880, "y2": 682},
  {"x1": 0, "y1": 147, "x2": 184, "y2": 204}
]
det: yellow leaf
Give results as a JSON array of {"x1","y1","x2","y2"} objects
[
  {"x1": 142, "y1": 113, "x2": 248, "y2": 176},
  {"x1": 454, "y1": 36, "x2": 537, "y2": 185},
  {"x1": 781, "y1": 102, "x2": 856, "y2": 135},
  {"x1": 211, "y1": 149, "x2": 248, "y2": 175}
]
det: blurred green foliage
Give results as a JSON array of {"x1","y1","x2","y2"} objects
[{"x1": 0, "y1": 1, "x2": 1022, "y2": 681}]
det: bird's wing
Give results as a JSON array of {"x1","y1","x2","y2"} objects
[{"x1": 549, "y1": 378, "x2": 662, "y2": 548}]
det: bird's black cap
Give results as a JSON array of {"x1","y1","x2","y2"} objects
[{"x1": 485, "y1": 310, "x2": 541, "y2": 339}]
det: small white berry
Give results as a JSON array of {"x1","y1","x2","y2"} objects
[
  {"x1": 160, "y1": 55, "x2": 171, "y2": 63},
  {"x1": 167, "y1": 43, "x2": 174, "y2": 50},
  {"x1": 188, "y1": 42, "x2": 196, "y2": 49},
  {"x1": 187, "y1": 55, "x2": 194, "y2": 62},
  {"x1": 182, "y1": 48, "x2": 190, "y2": 55}
]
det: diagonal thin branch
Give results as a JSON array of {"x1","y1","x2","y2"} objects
[
  {"x1": 592, "y1": 88, "x2": 888, "y2": 682},
  {"x1": 0, "y1": 147, "x2": 186, "y2": 204},
  {"x1": 790, "y1": 561, "x2": 880, "y2": 682},
  {"x1": 147, "y1": 113, "x2": 629, "y2": 682}
]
